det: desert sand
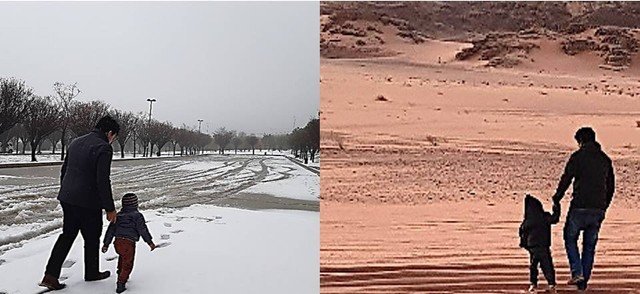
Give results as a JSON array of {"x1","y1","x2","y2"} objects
[{"x1": 321, "y1": 9, "x2": 640, "y2": 293}]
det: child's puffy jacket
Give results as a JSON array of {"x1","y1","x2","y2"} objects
[{"x1": 103, "y1": 207, "x2": 153, "y2": 246}]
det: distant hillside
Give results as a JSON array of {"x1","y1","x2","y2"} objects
[
  {"x1": 320, "y1": 1, "x2": 640, "y2": 71},
  {"x1": 321, "y1": 2, "x2": 640, "y2": 39}
]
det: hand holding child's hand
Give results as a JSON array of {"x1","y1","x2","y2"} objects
[
  {"x1": 149, "y1": 242, "x2": 157, "y2": 251},
  {"x1": 101, "y1": 246, "x2": 108, "y2": 253}
]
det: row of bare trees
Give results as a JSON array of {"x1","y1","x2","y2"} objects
[
  {"x1": 1, "y1": 77, "x2": 319, "y2": 163},
  {"x1": 0, "y1": 78, "x2": 215, "y2": 161}
]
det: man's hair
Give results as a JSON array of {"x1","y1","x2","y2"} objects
[
  {"x1": 95, "y1": 116, "x2": 120, "y2": 134},
  {"x1": 574, "y1": 127, "x2": 596, "y2": 144}
]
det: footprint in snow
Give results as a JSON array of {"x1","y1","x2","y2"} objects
[
  {"x1": 155, "y1": 242, "x2": 171, "y2": 248},
  {"x1": 170, "y1": 229, "x2": 184, "y2": 234},
  {"x1": 106, "y1": 255, "x2": 118, "y2": 261},
  {"x1": 161, "y1": 234, "x2": 170, "y2": 240},
  {"x1": 163, "y1": 222, "x2": 172, "y2": 227}
]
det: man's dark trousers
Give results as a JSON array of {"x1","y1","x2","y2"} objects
[{"x1": 45, "y1": 202, "x2": 102, "y2": 279}]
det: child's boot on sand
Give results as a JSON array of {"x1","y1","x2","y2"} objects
[{"x1": 116, "y1": 282, "x2": 126, "y2": 293}]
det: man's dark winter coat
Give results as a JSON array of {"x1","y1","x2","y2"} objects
[
  {"x1": 552, "y1": 141, "x2": 614, "y2": 211},
  {"x1": 57, "y1": 129, "x2": 115, "y2": 212}
]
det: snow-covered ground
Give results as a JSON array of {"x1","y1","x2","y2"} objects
[
  {"x1": 244, "y1": 158, "x2": 319, "y2": 201},
  {"x1": 0, "y1": 206, "x2": 319, "y2": 294},
  {"x1": 0, "y1": 154, "x2": 319, "y2": 293},
  {"x1": 0, "y1": 154, "x2": 62, "y2": 163}
]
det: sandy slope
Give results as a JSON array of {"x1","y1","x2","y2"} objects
[{"x1": 320, "y1": 35, "x2": 640, "y2": 293}]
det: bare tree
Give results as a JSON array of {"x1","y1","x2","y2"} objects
[
  {"x1": 46, "y1": 130, "x2": 63, "y2": 154},
  {"x1": 129, "y1": 112, "x2": 147, "y2": 157},
  {"x1": 0, "y1": 78, "x2": 33, "y2": 136},
  {"x1": 289, "y1": 127, "x2": 307, "y2": 160},
  {"x1": 305, "y1": 118, "x2": 320, "y2": 162},
  {"x1": 0, "y1": 126, "x2": 21, "y2": 154},
  {"x1": 273, "y1": 134, "x2": 290, "y2": 151},
  {"x1": 231, "y1": 133, "x2": 242, "y2": 154},
  {"x1": 196, "y1": 132, "x2": 212, "y2": 154},
  {"x1": 137, "y1": 124, "x2": 151, "y2": 157},
  {"x1": 53, "y1": 82, "x2": 81, "y2": 160},
  {"x1": 213, "y1": 127, "x2": 234, "y2": 154},
  {"x1": 69, "y1": 100, "x2": 110, "y2": 137},
  {"x1": 261, "y1": 134, "x2": 274, "y2": 152},
  {"x1": 23, "y1": 96, "x2": 60, "y2": 162},
  {"x1": 174, "y1": 126, "x2": 191, "y2": 156},
  {"x1": 175, "y1": 126, "x2": 205, "y2": 156},
  {"x1": 0, "y1": 131, "x2": 11, "y2": 153},
  {"x1": 246, "y1": 135, "x2": 259, "y2": 155},
  {"x1": 148, "y1": 120, "x2": 175, "y2": 156},
  {"x1": 14, "y1": 124, "x2": 28, "y2": 154},
  {"x1": 111, "y1": 110, "x2": 138, "y2": 158}
]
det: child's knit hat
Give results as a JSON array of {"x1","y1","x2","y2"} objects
[{"x1": 122, "y1": 193, "x2": 138, "y2": 208}]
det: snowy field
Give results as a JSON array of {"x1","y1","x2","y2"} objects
[{"x1": 0, "y1": 154, "x2": 319, "y2": 293}]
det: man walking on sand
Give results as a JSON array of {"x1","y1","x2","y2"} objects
[
  {"x1": 552, "y1": 127, "x2": 614, "y2": 291},
  {"x1": 39, "y1": 116, "x2": 121, "y2": 290}
]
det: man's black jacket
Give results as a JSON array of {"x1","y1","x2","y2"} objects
[
  {"x1": 57, "y1": 129, "x2": 115, "y2": 212},
  {"x1": 552, "y1": 141, "x2": 614, "y2": 211}
]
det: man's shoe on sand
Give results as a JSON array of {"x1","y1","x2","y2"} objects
[
  {"x1": 567, "y1": 275, "x2": 584, "y2": 285},
  {"x1": 39, "y1": 274, "x2": 66, "y2": 290}
]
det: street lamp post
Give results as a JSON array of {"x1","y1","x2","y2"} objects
[
  {"x1": 197, "y1": 119, "x2": 204, "y2": 154},
  {"x1": 146, "y1": 98, "x2": 156, "y2": 157}
]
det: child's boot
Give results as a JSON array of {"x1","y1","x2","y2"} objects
[
  {"x1": 547, "y1": 284, "x2": 557, "y2": 293},
  {"x1": 116, "y1": 282, "x2": 126, "y2": 293},
  {"x1": 528, "y1": 284, "x2": 537, "y2": 292}
]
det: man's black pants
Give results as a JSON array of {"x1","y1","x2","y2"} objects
[{"x1": 45, "y1": 202, "x2": 102, "y2": 279}]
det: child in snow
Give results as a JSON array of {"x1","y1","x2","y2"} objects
[
  {"x1": 519, "y1": 194, "x2": 560, "y2": 293},
  {"x1": 102, "y1": 193, "x2": 156, "y2": 293}
]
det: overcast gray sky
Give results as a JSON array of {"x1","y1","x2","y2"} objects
[{"x1": 0, "y1": 1, "x2": 319, "y2": 135}]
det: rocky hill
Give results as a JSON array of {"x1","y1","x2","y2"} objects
[{"x1": 320, "y1": 1, "x2": 640, "y2": 70}]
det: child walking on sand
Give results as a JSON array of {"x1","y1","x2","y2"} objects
[
  {"x1": 519, "y1": 194, "x2": 560, "y2": 293},
  {"x1": 102, "y1": 193, "x2": 156, "y2": 293}
]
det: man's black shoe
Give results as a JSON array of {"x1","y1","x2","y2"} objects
[{"x1": 85, "y1": 271, "x2": 111, "y2": 281}]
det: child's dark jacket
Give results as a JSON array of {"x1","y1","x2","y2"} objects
[
  {"x1": 519, "y1": 195, "x2": 560, "y2": 249},
  {"x1": 103, "y1": 207, "x2": 153, "y2": 246}
]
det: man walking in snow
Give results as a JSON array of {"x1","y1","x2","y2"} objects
[{"x1": 39, "y1": 116, "x2": 121, "y2": 290}]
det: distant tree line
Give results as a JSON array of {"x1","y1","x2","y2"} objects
[{"x1": 0, "y1": 78, "x2": 320, "y2": 163}]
